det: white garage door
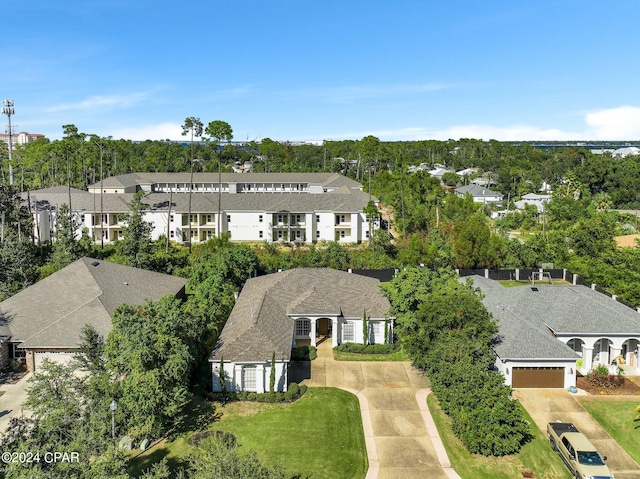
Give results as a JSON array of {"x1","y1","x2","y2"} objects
[{"x1": 34, "y1": 351, "x2": 75, "y2": 370}]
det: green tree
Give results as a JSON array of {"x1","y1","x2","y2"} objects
[
  {"x1": 116, "y1": 190, "x2": 153, "y2": 268},
  {"x1": 105, "y1": 297, "x2": 193, "y2": 437}
]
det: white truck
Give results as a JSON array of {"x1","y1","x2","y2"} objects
[{"x1": 547, "y1": 422, "x2": 614, "y2": 479}]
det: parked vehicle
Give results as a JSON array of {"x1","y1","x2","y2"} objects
[{"x1": 547, "y1": 421, "x2": 614, "y2": 479}]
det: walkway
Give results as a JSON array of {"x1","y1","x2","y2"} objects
[
  {"x1": 302, "y1": 341, "x2": 460, "y2": 479},
  {"x1": 0, "y1": 372, "x2": 33, "y2": 432}
]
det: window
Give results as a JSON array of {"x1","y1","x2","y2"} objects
[
  {"x1": 170, "y1": 231, "x2": 175, "y2": 238},
  {"x1": 206, "y1": 214, "x2": 212, "y2": 223},
  {"x1": 343, "y1": 323, "x2": 355, "y2": 342},
  {"x1": 366, "y1": 230, "x2": 370, "y2": 239},
  {"x1": 340, "y1": 230, "x2": 346, "y2": 239},
  {"x1": 170, "y1": 214, "x2": 174, "y2": 223},
  {"x1": 295, "y1": 230, "x2": 302, "y2": 240},
  {"x1": 316, "y1": 231, "x2": 320, "y2": 239},
  {"x1": 190, "y1": 214, "x2": 196, "y2": 224},
  {"x1": 206, "y1": 231, "x2": 213, "y2": 239},
  {"x1": 296, "y1": 320, "x2": 310, "y2": 336},
  {"x1": 242, "y1": 366, "x2": 257, "y2": 391},
  {"x1": 295, "y1": 214, "x2": 302, "y2": 223},
  {"x1": 259, "y1": 230, "x2": 263, "y2": 238},
  {"x1": 226, "y1": 215, "x2": 231, "y2": 223},
  {"x1": 316, "y1": 215, "x2": 320, "y2": 223},
  {"x1": 335, "y1": 214, "x2": 346, "y2": 225},
  {"x1": 277, "y1": 214, "x2": 284, "y2": 224},
  {"x1": 259, "y1": 215, "x2": 263, "y2": 223},
  {"x1": 277, "y1": 230, "x2": 284, "y2": 240}
]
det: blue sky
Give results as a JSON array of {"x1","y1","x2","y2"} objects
[{"x1": 3, "y1": 1, "x2": 640, "y2": 142}]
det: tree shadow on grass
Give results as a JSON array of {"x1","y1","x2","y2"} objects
[
  {"x1": 170, "y1": 394, "x2": 222, "y2": 439},
  {"x1": 127, "y1": 441, "x2": 188, "y2": 478}
]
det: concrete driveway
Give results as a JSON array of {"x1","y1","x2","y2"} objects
[
  {"x1": 514, "y1": 388, "x2": 640, "y2": 479},
  {"x1": 301, "y1": 341, "x2": 459, "y2": 479},
  {"x1": 0, "y1": 372, "x2": 33, "y2": 432}
]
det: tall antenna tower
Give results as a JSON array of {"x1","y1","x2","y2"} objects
[{"x1": 2, "y1": 100, "x2": 15, "y2": 185}]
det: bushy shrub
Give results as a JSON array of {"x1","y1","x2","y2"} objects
[
  {"x1": 207, "y1": 383, "x2": 307, "y2": 404},
  {"x1": 426, "y1": 330, "x2": 532, "y2": 456},
  {"x1": 291, "y1": 346, "x2": 317, "y2": 361},
  {"x1": 586, "y1": 364, "x2": 624, "y2": 388},
  {"x1": 334, "y1": 343, "x2": 398, "y2": 354}
]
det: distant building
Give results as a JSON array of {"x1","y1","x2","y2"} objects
[
  {"x1": 514, "y1": 193, "x2": 551, "y2": 212},
  {"x1": 454, "y1": 184, "x2": 503, "y2": 204},
  {"x1": 25, "y1": 172, "x2": 378, "y2": 245},
  {"x1": 0, "y1": 131, "x2": 46, "y2": 148}
]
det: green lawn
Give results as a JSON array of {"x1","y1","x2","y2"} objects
[
  {"x1": 129, "y1": 387, "x2": 367, "y2": 479},
  {"x1": 427, "y1": 394, "x2": 572, "y2": 479},
  {"x1": 579, "y1": 399, "x2": 640, "y2": 464}
]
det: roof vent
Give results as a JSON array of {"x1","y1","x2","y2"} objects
[
  {"x1": 91, "y1": 261, "x2": 100, "y2": 267},
  {"x1": 531, "y1": 287, "x2": 539, "y2": 292}
]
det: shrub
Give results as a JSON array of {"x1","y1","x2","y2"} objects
[
  {"x1": 334, "y1": 343, "x2": 398, "y2": 354},
  {"x1": 585, "y1": 364, "x2": 624, "y2": 388},
  {"x1": 291, "y1": 346, "x2": 317, "y2": 361}
]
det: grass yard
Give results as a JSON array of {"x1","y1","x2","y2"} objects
[
  {"x1": 427, "y1": 394, "x2": 572, "y2": 479},
  {"x1": 579, "y1": 399, "x2": 640, "y2": 464},
  {"x1": 129, "y1": 387, "x2": 367, "y2": 479}
]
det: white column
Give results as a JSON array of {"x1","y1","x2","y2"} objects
[
  {"x1": 256, "y1": 365, "x2": 265, "y2": 393},
  {"x1": 234, "y1": 365, "x2": 242, "y2": 392},
  {"x1": 611, "y1": 346, "x2": 622, "y2": 363},
  {"x1": 581, "y1": 346, "x2": 594, "y2": 372},
  {"x1": 311, "y1": 319, "x2": 317, "y2": 347},
  {"x1": 332, "y1": 318, "x2": 339, "y2": 347}
]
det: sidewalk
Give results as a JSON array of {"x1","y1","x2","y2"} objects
[
  {"x1": 304, "y1": 341, "x2": 460, "y2": 479},
  {"x1": 0, "y1": 372, "x2": 33, "y2": 432}
]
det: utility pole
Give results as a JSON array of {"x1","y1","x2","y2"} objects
[{"x1": 2, "y1": 100, "x2": 15, "y2": 185}]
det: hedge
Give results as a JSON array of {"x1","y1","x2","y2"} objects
[{"x1": 333, "y1": 343, "x2": 399, "y2": 354}]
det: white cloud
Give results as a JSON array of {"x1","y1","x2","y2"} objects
[
  {"x1": 45, "y1": 91, "x2": 155, "y2": 113},
  {"x1": 332, "y1": 106, "x2": 640, "y2": 142},
  {"x1": 105, "y1": 122, "x2": 184, "y2": 141},
  {"x1": 584, "y1": 106, "x2": 640, "y2": 140}
]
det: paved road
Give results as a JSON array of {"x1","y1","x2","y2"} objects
[
  {"x1": 514, "y1": 388, "x2": 640, "y2": 479},
  {"x1": 0, "y1": 372, "x2": 33, "y2": 432},
  {"x1": 301, "y1": 341, "x2": 459, "y2": 479}
]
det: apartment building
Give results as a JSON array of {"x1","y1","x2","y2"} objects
[{"x1": 26, "y1": 172, "x2": 379, "y2": 245}]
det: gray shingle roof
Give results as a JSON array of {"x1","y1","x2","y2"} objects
[
  {"x1": 0, "y1": 258, "x2": 187, "y2": 349},
  {"x1": 467, "y1": 275, "x2": 640, "y2": 360},
  {"x1": 210, "y1": 268, "x2": 390, "y2": 362},
  {"x1": 454, "y1": 184, "x2": 502, "y2": 198},
  {"x1": 26, "y1": 187, "x2": 374, "y2": 214},
  {"x1": 89, "y1": 172, "x2": 364, "y2": 190}
]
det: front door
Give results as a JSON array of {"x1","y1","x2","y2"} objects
[{"x1": 318, "y1": 318, "x2": 329, "y2": 336}]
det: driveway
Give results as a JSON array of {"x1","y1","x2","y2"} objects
[
  {"x1": 0, "y1": 372, "x2": 33, "y2": 432},
  {"x1": 300, "y1": 341, "x2": 459, "y2": 479},
  {"x1": 514, "y1": 388, "x2": 640, "y2": 479}
]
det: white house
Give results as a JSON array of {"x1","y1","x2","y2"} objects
[
  {"x1": 454, "y1": 184, "x2": 503, "y2": 204},
  {"x1": 467, "y1": 276, "x2": 640, "y2": 388},
  {"x1": 209, "y1": 268, "x2": 393, "y2": 393},
  {"x1": 514, "y1": 193, "x2": 551, "y2": 212},
  {"x1": 25, "y1": 173, "x2": 378, "y2": 245}
]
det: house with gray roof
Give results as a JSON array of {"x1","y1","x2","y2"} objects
[
  {"x1": 26, "y1": 172, "x2": 378, "y2": 245},
  {"x1": 209, "y1": 268, "x2": 392, "y2": 393},
  {"x1": 467, "y1": 276, "x2": 640, "y2": 388},
  {"x1": 454, "y1": 184, "x2": 503, "y2": 204},
  {"x1": 0, "y1": 257, "x2": 187, "y2": 371}
]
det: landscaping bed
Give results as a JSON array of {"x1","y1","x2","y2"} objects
[{"x1": 576, "y1": 375, "x2": 640, "y2": 395}]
